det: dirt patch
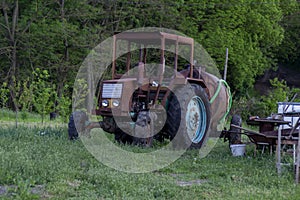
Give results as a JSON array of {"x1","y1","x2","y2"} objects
[
  {"x1": 0, "y1": 186, "x2": 8, "y2": 195},
  {"x1": 0, "y1": 184, "x2": 46, "y2": 197},
  {"x1": 169, "y1": 174, "x2": 209, "y2": 186},
  {"x1": 0, "y1": 185, "x2": 17, "y2": 196},
  {"x1": 176, "y1": 179, "x2": 208, "y2": 187}
]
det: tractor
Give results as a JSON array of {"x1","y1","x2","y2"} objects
[{"x1": 68, "y1": 31, "x2": 231, "y2": 149}]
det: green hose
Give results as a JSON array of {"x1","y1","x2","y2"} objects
[{"x1": 209, "y1": 79, "x2": 232, "y2": 122}]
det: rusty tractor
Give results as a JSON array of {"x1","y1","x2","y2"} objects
[{"x1": 68, "y1": 31, "x2": 231, "y2": 149}]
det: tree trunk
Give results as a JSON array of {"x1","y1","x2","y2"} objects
[{"x1": 2, "y1": 0, "x2": 19, "y2": 112}]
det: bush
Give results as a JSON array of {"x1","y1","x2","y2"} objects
[{"x1": 231, "y1": 78, "x2": 300, "y2": 120}]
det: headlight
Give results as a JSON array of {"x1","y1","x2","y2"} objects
[
  {"x1": 102, "y1": 100, "x2": 109, "y2": 107},
  {"x1": 112, "y1": 100, "x2": 120, "y2": 107}
]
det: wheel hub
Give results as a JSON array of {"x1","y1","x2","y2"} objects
[{"x1": 185, "y1": 96, "x2": 206, "y2": 143}]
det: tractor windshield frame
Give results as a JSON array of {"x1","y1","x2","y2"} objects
[{"x1": 112, "y1": 32, "x2": 194, "y2": 79}]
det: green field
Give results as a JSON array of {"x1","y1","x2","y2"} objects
[{"x1": 0, "y1": 125, "x2": 300, "y2": 200}]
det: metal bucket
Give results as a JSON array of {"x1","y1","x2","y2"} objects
[{"x1": 230, "y1": 144, "x2": 246, "y2": 156}]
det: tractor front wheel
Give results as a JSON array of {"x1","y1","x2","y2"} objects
[
  {"x1": 114, "y1": 128, "x2": 133, "y2": 144},
  {"x1": 68, "y1": 111, "x2": 88, "y2": 140}
]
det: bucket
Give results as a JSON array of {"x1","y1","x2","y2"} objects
[{"x1": 230, "y1": 144, "x2": 246, "y2": 156}]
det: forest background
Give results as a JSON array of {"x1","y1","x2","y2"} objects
[{"x1": 1, "y1": 0, "x2": 300, "y2": 121}]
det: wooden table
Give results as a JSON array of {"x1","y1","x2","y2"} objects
[
  {"x1": 246, "y1": 119, "x2": 290, "y2": 147},
  {"x1": 246, "y1": 118, "x2": 290, "y2": 133}
]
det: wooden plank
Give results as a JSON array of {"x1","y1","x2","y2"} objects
[{"x1": 230, "y1": 124, "x2": 266, "y2": 137}]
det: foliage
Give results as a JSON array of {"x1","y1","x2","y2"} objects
[
  {"x1": 0, "y1": 82, "x2": 9, "y2": 108},
  {"x1": 9, "y1": 76, "x2": 23, "y2": 128},
  {"x1": 261, "y1": 78, "x2": 289, "y2": 113},
  {"x1": 259, "y1": 78, "x2": 300, "y2": 115},
  {"x1": 56, "y1": 85, "x2": 72, "y2": 123},
  {"x1": 31, "y1": 68, "x2": 56, "y2": 123},
  {"x1": 277, "y1": 0, "x2": 300, "y2": 65},
  {"x1": 195, "y1": 0, "x2": 285, "y2": 93},
  {"x1": 0, "y1": 0, "x2": 299, "y2": 109},
  {"x1": 19, "y1": 78, "x2": 33, "y2": 112},
  {"x1": 232, "y1": 78, "x2": 300, "y2": 119},
  {"x1": 72, "y1": 78, "x2": 89, "y2": 111}
]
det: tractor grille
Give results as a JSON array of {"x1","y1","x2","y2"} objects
[{"x1": 102, "y1": 83, "x2": 123, "y2": 98}]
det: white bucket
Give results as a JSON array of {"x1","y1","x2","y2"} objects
[{"x1": 230, "y1": 144, "x2": 246, "y2": 156}]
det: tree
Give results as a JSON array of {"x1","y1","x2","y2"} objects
[
  {"x1": 31, "y1": 68, "x2": 56, "y2": 123},
  {"x1": 194, "y1": 0, "x2": 285, "y2": 93},
  {"x1": 19, "y1": 0, "x2": 104, "y2": 99},
  {"x1": 1, "y1": 0, "x2": 19, "y2": 110},
  {"x1": 277, "y1": 1, "x2": 300, "y2": 65}
]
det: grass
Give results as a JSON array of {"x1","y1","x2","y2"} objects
[
  {"x1": 0, "y1": 109, "x2": 66, "y2": 128},
  {"x1": 0, "y1": 125, "x2": 300, "y2": 199},
  {"x1": 0, "y1": 108, "x2": 42, "y2": 122}
]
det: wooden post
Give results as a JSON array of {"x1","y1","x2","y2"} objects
[
  {"x1": 276, "y1": 125, "x2": 282, "y2": 175},
  {"x1": 223, "y1": 48, "x2": 228, "y2": 81},
  {"x1": 159, "y1": 37, "x2": 165, "y2": 84},
  {"x1": 143, "y1": 47, "x2": 147, "y2": 64},
  {"x1": 174, "y1": 40, "x2": 178, "y2": 76},
  {"x1": 189, "y1": 41, "x2": 194, "y2": 78},
  {"x1": 126, "y1": 41, "x2": 131, "y2": 73},
  {"x1": 112, "y1": 35, "x2": 116, "y2": 79},
  {"x1": 295, "y1": 127, "x2": 300, "y2": 183}
]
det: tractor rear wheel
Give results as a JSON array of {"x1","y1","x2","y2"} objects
[{"x1": 165, "y1": 84, "x2": 211, "y2": 149}]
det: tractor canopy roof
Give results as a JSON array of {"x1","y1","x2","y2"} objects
[{"x1": 114, "y1": 31, "x2": 194, "y2": 46}]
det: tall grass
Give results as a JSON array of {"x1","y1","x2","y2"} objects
[
  {"x1": 0, "y1": 108, "x2": 64, "y2": 125},
  {"x1": 0, "y1": 126, "x2": 300, "y2": 199}
]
